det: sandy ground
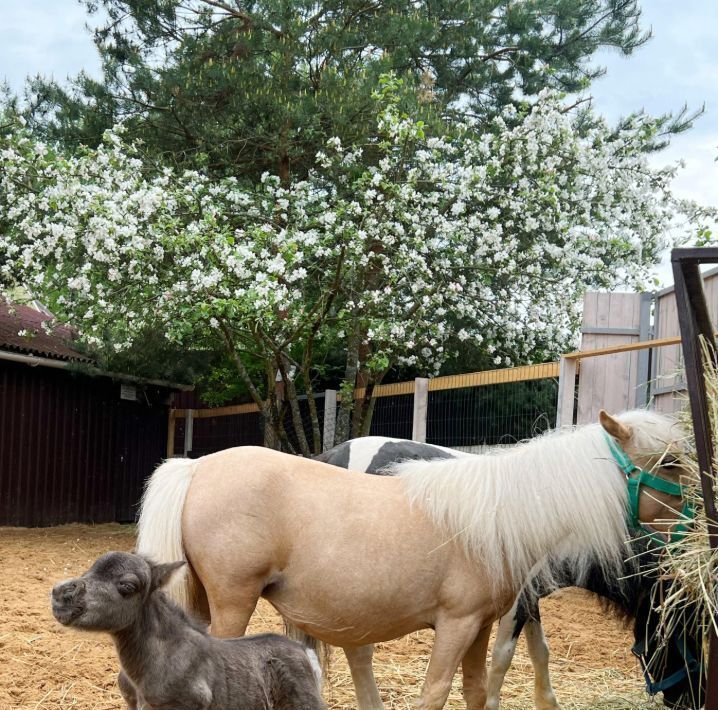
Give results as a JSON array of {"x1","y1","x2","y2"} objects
[{"x1": 0, "y1": 524, "x2": 661, "y2": 709}]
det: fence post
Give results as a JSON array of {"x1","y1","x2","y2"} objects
[
  {"x1": 634, "y1": 292, "x2": 654, "y2": 407},
  {"x1": 166, "y1": 409, "x2": 176, "y2": 458},
  {"x1": 183, "y1": 409, "x2": 194, "y2": 457},
  {"x1": 556, "y1": 357, "x2": 577, "y2": 429},
  {"x1": 412, "y1": 378, "x2": 429, "y2": 442},
  {"x1": 323, "y1": 389, "x2": 337, "y2": 451}
]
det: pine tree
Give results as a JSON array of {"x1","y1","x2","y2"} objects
[{"x1": 25, "y1": 0, "x2": 649, "y2": 182}]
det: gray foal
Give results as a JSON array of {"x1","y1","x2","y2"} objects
[{"x1": 51, "y1": 551, "x2": 325, "y2": 710}]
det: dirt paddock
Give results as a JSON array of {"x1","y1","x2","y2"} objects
[{"x1": 0, "y1": 524, "x2": 661, "y2": 709}]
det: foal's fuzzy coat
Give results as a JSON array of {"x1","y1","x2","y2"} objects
[{"x1": 51, "y1": 552, "x2": 325, "y2": 710}]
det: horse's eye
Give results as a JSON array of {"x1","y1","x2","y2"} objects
[
  {"x1": 662, "y1": 456, "x2": 679, "y2": 468},
  {"x1": 117, "y1": 581, "x2": 137, "y2": 596}
]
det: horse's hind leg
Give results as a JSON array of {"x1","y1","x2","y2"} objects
[
  {"x1": 416, "y1": 616, "x2": 484, "y2": 710},
  {"x1": 461, "y1": 625, "x2": 492, "y2": 710},
  {"x1": 343, "y1": 644, "x2": 384, "y2": 710},
  {"x1": 524, "y1": 616, "x2": 559, "y2": 709},
  {"x1": 206, "y1": 582, "x2": 263, "y2": 638}
]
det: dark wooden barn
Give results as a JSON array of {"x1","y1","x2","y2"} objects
[{"x1": 0, "y1": 303, "x2": 188, "y2": 526}]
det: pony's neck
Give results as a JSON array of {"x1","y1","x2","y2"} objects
[
  {"x1": 113, "y1": 592, "x2": 208, "y2": 690},
  {"x1": 400, "y1": 421, "x2": 630, "y2": 595}
]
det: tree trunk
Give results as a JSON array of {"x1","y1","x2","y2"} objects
[
  {"x1": 277, "y1": 355, "x2": 311, "y2": 457},
  {"x1": 353, "y1": 368, "x2": 387, "y2": 437},
  {"x1": 301, "y1": 362, "x2": 323, "y2": 455},
  {"x1": 335, "y1": 325, "x2": 360, "y2": 444},
  {"x1": 219, "y1": 323, "x2": 285, "y2": 450}
]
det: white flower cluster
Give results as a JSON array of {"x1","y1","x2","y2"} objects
[{"x1": 0, "y1": 94, "x2": 706, "y2": 375}]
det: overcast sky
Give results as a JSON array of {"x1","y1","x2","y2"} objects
[{"x1": 1, "y1": 1, "x2": 716, "y2": 285}]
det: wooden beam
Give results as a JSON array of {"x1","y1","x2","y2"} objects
[
  {"x1": 427, "y1": 362, "x2": 560, "y2": 391},
  {"x1": 563, "y1": 332, "x2": 718, "y2": 360},
  {"x1": 351, "y1": 381, "x2": 414, "y2": 400},
  {"x1": 173, "y1": 402, "x2": 260, "y2": 418}
]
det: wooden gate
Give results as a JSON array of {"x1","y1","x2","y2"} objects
[{"x1": 576, "y1": 291, "x2": 651, "y2": 424}]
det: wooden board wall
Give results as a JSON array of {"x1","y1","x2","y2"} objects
[
  {"x1": 576, "y1": 292, "x2": 646, "y2": 424},
  {"x1": 653, "y1": 268, "x2": 718, "y2": 414}
]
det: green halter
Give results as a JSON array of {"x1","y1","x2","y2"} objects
[{"x1": 603, "y1": 432, "x2": 695, "y2": 545}]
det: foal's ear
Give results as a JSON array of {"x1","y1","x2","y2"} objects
[
  {"x1": 150, "y1": 560, "x2": 186, "y2": 592},
  {"x1": 599, "y1": 409, "x2": 632, "y2": 443}
]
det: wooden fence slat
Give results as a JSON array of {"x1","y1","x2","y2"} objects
[{"x1": 412, "y1": 378, "x2": 428, "y2": 442}]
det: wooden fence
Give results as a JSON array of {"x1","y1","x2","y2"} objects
[
  {"x1": 168, "y1": 269, "x2": 718, "y2": 457},
  {"x1": 170, "y1": 363, "x2": 560, "y2": 457},
  {"x1": 563, "y1": 267, "x2": 718, "y2": 425}
]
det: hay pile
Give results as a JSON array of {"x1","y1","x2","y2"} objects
[{"x1": 647, "y1": 340, "x2": 718, "y2": 687}]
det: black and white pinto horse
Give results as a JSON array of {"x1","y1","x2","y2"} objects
[{"x1": 316, "y1": 436, "x2": 704, "y2": 710}]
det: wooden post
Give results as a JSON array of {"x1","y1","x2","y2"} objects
[
  {"x1": 556, "y1": 356, "x2": 577, "y2": 429},
  {"x1": 412, "y1": 377, "x2": 429, "y2": 443},
  {"x1": 166, "y1": 409, "x2": 176, "y2": 458},
  {"x1": 634, "y1": 292, "x2": 654, "y2": 408},
  {"x1": 183, "y1": 409, "x2": 194, "y2": 457},
  {"x1": 323, "y1": 389, "x2": 337, "y2": 451}
]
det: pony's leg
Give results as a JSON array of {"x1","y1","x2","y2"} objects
[
  {"x1": 207, "y1": 586, "x2": 262, "y2": 638},
  {"x1": 485, "y1": 610, "x2": 524, "y2": 710},
  {"x1": 343, "y1": 644, "x2": 385, "y2": 710},
  {"x1": 524, "y1": 617, "x2": 559, "y2": 709},
  {"x1": 415, "y1": 616, "x2": 484, "y2": 710},
  {"x1": 461, "y1": 625, "x2": 492, "y2": 710},
  {"x1": 117, "y1": 670, "x2": 138, "y2": 709}
]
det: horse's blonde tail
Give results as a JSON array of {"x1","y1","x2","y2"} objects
[
  {"x1": 136, "y1": 457, "x2": 198, "y2": 609},
  {"x1": 283, "y1": 621, "x2": 332, "y2": 676}
]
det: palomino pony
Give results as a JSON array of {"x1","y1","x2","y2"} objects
[
  {"x1": 137, "y1": 410, "x2": 688, "y2": 710},
  {"x1": 316, "y1": 436, "x2": 704, "y2": 709}
]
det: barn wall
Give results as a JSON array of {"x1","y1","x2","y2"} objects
[{"x1": 0, "y1": 360, "x2": 169, "y2": 526}]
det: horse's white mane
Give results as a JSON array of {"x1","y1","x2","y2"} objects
[{"x1": 394, "y1": 410, "x2": 682, "y2": 594}]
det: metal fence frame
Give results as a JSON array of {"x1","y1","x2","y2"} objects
[{"x1": 671, "y1": 247, "x2": 718, "y2": 709}]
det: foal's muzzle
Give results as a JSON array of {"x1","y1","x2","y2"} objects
[{"x1": 51, "y1": 579, "x2": 86, "y2": 625}]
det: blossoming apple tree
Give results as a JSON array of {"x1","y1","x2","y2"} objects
[{"x1": 0, "y1": 90, "x2": 709, "y2": 452}]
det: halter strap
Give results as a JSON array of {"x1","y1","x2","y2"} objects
[
  {"x1": 603, "y1": 431, "x2": 694, "y2": 544},
  {"x1": 633, "y1": 629, "x2": 703, "y2": 696},
  {"x1": 603, "y1": 432, "x2": 683, "y2": 497}
]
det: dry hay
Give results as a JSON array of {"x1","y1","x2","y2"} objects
[
  {"x1": 643, "y1": 338, "x2": 718, "y2": 688},
  {"x1": 0, "y1": 524, "x2": 660, "y2": 709}
]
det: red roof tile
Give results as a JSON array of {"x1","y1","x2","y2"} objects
[{"x1": 0, "y1": 303, "x2": 94, "y2": 363}]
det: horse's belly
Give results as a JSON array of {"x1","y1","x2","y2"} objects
[
  {"x1": 263, "y1": 542, "x2": 484, "y2": 646},
  {"x1": 265, "y1": 583, "x2": 436, "y2": 645},
  {"x1": 183, "y1": 451, "x2": 499, "y2": 646}
]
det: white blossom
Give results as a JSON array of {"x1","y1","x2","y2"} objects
[{"x1": 0, "y1": 94, "x2": 712, "y2": 376}]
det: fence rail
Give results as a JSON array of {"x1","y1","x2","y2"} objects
[
  {"x1": 168, "y1": 328, "x2": 717, "y2": 459},
  {"x1": 168, "y1": 363, "x2": 563, "y2": 457}
]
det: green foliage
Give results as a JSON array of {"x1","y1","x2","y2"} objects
[{"x1": 25, "y1": 0, "x2": 651, "y2": 182}]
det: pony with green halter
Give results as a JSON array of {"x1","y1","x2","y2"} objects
[{"x1": 603, "y1": 431, "x2": 694, "y2": 545}]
